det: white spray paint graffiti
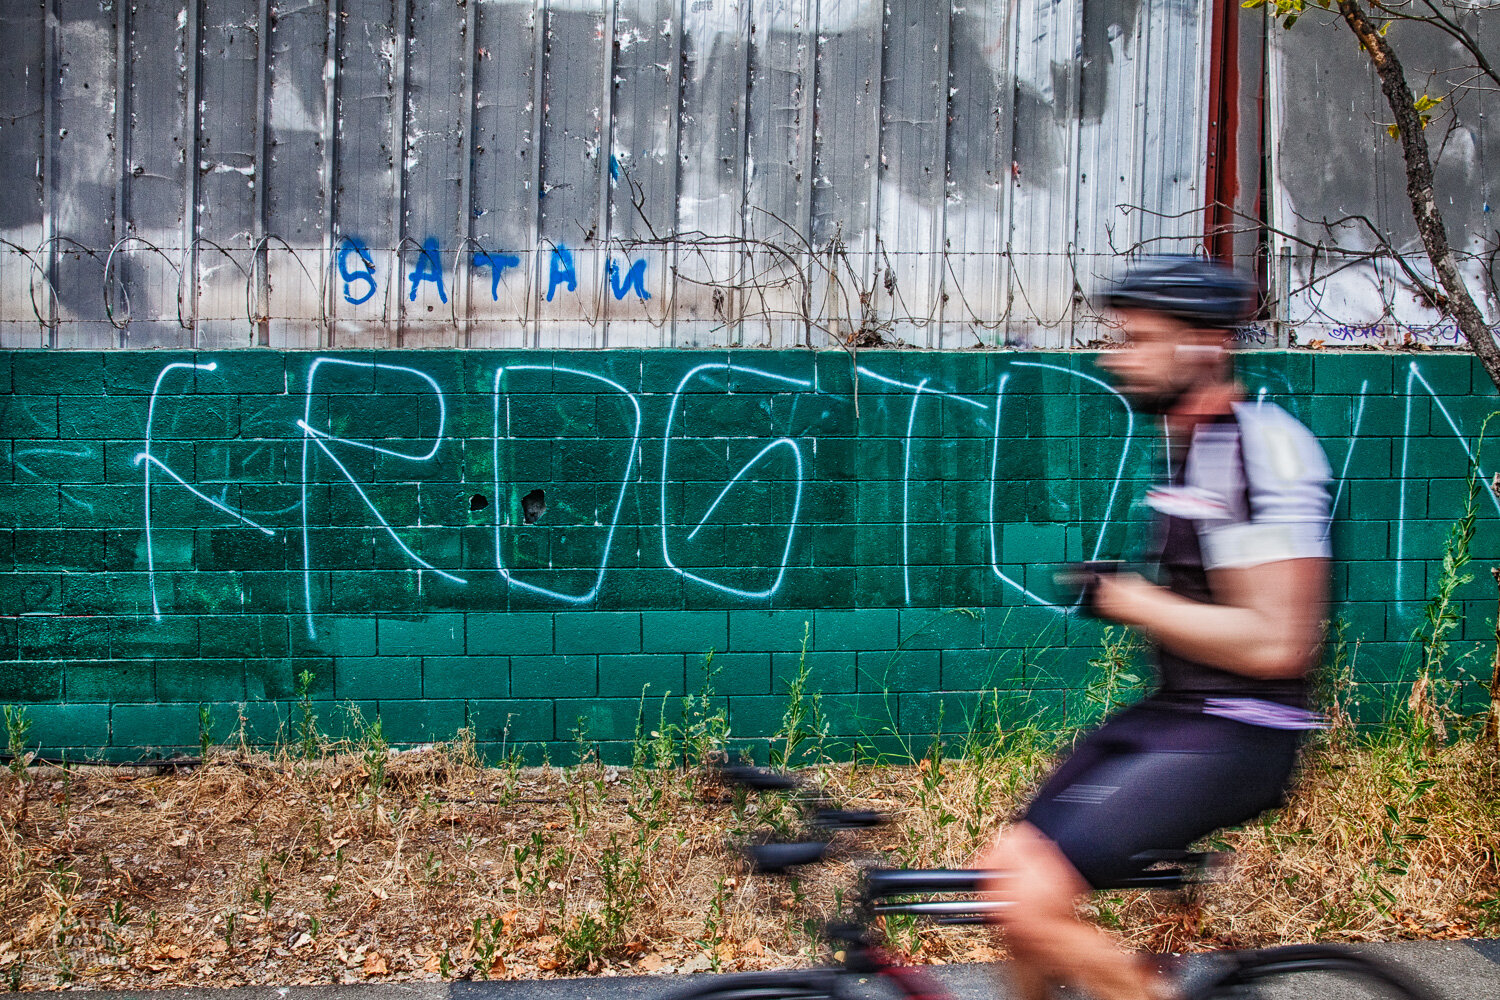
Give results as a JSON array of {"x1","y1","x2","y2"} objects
[
  {"x1": 134, "y1": 361, "x2": 274, "y2": 621},
  {"x1": 1394, "y1": 361, "x2": 1500, "y2": 596},
  {"x1": 986, "y1": 362, "x2": 1136, "y2": 609},
  {"x1": 493, "y1": 365, "x2": 643, "y2": 604},
  {"x1": 659, "y1": 363, "x2": 812, "y2": 601},
  {"x1": 297, "y1": 358, "x2": 467, "y2": 640},
  {"x1": 112, "y1": 355, "x2": 1499, "y2": 633},
  {"x1": 1324, "y1": 380, "x2": 1369, "y2": 543},
  {"x1": 853, "y1": 366, "x2": 989, "y2": 605}
]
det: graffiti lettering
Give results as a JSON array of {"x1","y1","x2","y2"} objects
[
  {"x1": 546, "y1": 245, "x2": 578, "y2": 302},
  {"x1": 333, "y1": 235, "x2": 652, "y2": 305},
  {"x1": 407, "y1": 237, "x2": 448, "y2": 303},
  {"x1": 126, "y1": 355, "x2": 1496, "y2": 633},
  {"x1": 337, "y1": 238, "x2": 378, "y2": 305}
]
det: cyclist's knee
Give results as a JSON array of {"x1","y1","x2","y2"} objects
[
  {"x1": 979, "y1": 822, "x2": 1090, "y2": 947},
  {"x1": 981, "y1": 822, "x2": 1089, "y2": 900}
]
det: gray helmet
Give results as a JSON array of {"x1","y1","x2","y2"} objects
[{"x1": 1102, "y1": 256, "x2": 1255, "y2": 328}]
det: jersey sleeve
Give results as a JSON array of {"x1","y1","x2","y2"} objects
[{"x1": 1198, "y1": 403, "x2": 1333, "y2": 570}]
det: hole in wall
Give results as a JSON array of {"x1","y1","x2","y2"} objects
[
  {"x1": 522, "y1": 489, "x2": 547, "y2": 525},
  {"x1": 469, "y1": 493, "x2": 489, "y2": 512}
]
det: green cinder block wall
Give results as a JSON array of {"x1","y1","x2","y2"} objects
[{"x1": 2, "y1": 349, "x2": 1495, "y2": 762}]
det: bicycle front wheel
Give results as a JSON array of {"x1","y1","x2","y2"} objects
[{"x1": 1198, "y1": 945, "x2": 1440, "y2": 1000}]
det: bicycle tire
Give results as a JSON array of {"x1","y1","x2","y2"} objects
[
  {"x1": 657, "y1": 969, "x2": 845, "y2": 1000},
  {"x1": 1195, "y1": 944, "x2": 1440, "y2": 1000}
]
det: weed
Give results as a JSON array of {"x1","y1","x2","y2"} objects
[
  {"x1": 3, "y1": 706, "x2": 33, "y2": 778},
  {"x1": 681, "y1": 651, "x2": 732, "y2": 767},
  {"x1": 1076, "y1": 626, "x2": 1145, "y2": 727},
  {"x1": 198, "y1": 703, "x2": 215, "y2": 761},
  {"x1": 557, "y1": 835, "x2": 641, "y2": 971},
  {"x1": 344, "y1": 707, "x2": 388, "y2": 799},
  {"x1": 1407, "y1": 467, "x2": 1476, "y2": 744},
  {"x1": 648, "y1": 651, "x2": 731, "y2": 769},
  {"x1": 470, "y1": 914, "x2": 505, "y2": 978},
  {"x1": 292, "y1": 669, "x2": 322, "y2": 759},
  {"x1": 220, "y1": 909, "x2": 238, "y2": 946},
  {"x1": 510, "y1": 831, "x2": 548, "y2": 897},
  {"x1": 1311, "y1": 617, "x2": 1359, "y2": 737},
  {"x1": 770, "y1": 622, "x2": 829, "y2": 769},
  {"x1": 421, "y1": 850, "x2": 442, "y2": 887},
  {"x1": 566, "y1": 717, "x2": 605, "y2": 832},
  {"x1": 694, "y1": 875, "x2": 732, "y2": 971}
]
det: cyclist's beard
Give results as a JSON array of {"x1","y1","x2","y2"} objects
[
  {"x1": 1124, "y1": 386, "x2": 1185, "y2": 415},
  {"x1": 1124, "y1": 346, "x2": 1225, "y2": 415}
]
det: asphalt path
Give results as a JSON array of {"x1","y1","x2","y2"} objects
[{"x1": 40, "y1": 940, "x2": 1500, "y2": 1000}]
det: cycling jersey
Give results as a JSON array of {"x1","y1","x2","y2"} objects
[{"x1": 1150, "y1": 400, "x2": 1332, "y2": 711}]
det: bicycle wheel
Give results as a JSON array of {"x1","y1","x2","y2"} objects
[
  {"x1": 657, "y1": 969, "x2": 844, "y2": 1000},
  {"x1": 1195, "y1": 945, "x2": 1440, "y2": 1000},
  {"x1": 658, "y1": 966, "x2": 935, "y2": 1000}
]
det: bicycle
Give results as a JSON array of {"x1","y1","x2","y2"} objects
[{"x1": 663, "y1": 765, "x2": 1439, "y2": 1000}]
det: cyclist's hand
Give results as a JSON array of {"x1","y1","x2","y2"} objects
[
  {"x1": 1089, "y1": 571, "x2": 1153, "y2": 623},
  {"x1": 1055, "y1": 561, "x2": 1123, "y2": 617}
]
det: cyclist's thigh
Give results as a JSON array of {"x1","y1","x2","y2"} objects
[{"x1": 1022, "y1": 722, "x2": 1298, "y2": 889}]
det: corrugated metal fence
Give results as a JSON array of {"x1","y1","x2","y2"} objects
[
  {"x1": 0, "y1": 0, "x2": 1214, "y2": 350},
  {"x1": 3, "y1": 1, "x2": 1496, "y2": 351}
]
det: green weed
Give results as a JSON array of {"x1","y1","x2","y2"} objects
[
  {"x1": 3, "y1": 706, "x2": 33, "y2": 778},
  {"x1": 770, "y1": 622, "x2": 829, "y2": 769}
]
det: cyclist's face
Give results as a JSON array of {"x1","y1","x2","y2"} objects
[{"x1": 1097, "y1": 309, "x2": 1201, "y2": 410}]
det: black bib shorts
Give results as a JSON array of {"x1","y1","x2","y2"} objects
[{"x1": 1019, "y1": 699, "x2": 1304, "y2": 890}]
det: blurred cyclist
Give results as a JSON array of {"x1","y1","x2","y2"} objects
[{"x1": 978, "y1": 257, "x2": 1333, "y2": 1000}]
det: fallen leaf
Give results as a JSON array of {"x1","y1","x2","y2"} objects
[
  {"x1": 742, "y1": 936, "x2": 764, "y2": 956},
  {"x1": 638, "y1": 953, "x2": 664, "y2": 972},
  {"x1": 422, "y1": 953, "x2": 443, "y2": 974},
  {"x1": 363, "y1": 952, "x2": 388, "y2": 976},
  {"x1": 162, "y1": 945, "x2": 191, "y2": 961},
  {"x1": 208, "y1": 940, "x2": 229, "y2": 954}
]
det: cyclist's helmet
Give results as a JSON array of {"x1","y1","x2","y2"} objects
[{"x1": 1102, "y1": 256, "x2": 1254, "y2": 329}]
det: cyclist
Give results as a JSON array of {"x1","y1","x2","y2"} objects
[{"x1": 977, "y1": 257, "x2": 1333, "y2": 1000}]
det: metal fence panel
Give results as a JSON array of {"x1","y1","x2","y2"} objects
[
  {"x1": 2, "y1": 0, "x2": 1230, "y2": 349},
  {"x1": 1269, "y1": 9, "x2": 1500, "y2": 347}
]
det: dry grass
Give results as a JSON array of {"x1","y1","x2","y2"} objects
[{"x1": 0, "y1": 720, "x2": 1495, "y2": 991}]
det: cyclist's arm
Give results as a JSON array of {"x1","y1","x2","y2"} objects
[{"x1": 1094, "y1": 557, "x2": 1328, "y2": 679}]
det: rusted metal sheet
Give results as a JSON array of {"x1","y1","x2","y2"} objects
[
  {"x1": 4, "y1": 0, "x2": 1244, "y2": 350},
  {"x1": 1268, "y1": 9, "x2": 1500, "y2": 347}
]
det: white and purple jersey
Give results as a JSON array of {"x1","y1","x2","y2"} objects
[{"x1": 1147, "y1": 400, "x2": 1332, "y2": 723}]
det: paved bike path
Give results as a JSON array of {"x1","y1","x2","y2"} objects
[{"x1": 41, "y1": 940, "x2": 1500, "y2": 1000}]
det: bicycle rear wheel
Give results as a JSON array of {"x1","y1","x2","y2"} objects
[{"x1": 1197, "y1": 945, "x2": 1439, "y2": 1000}]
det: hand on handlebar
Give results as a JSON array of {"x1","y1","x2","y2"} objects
[{"x1": 1054, "y1": 561, "x2": 1123, "y2": 617}]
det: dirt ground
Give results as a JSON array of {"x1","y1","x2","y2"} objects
[{"x1": 1, "y1": 731, "x2": 1496, "y2": 991}]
